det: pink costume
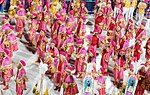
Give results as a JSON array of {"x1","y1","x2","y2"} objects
[
  {"x1": 87, "y1": 45, "x2": 97, "y2": 63},
  {"x1": 2, "y1": 17, "x2": 10, "y2": 32},
  {"x1": 100, "y1": 49, "x2": 110, "y2": 72},
  {"x1": 145, "y1": 38, "x2": 150, "y2": 59},
  {"x1": 133, "y1": 40, "x2": 142, "y2": 62},
  {"x1": 39, "y1": 12, "x2": 47, "y2": 32},
  {"x1": 118, "y1": 50, "x2": 126, "y2": 81},
  {"x1": 63, "y1": 74, "x2": 79, "y2": 95},
  {"x1": 26, "y1": 0, "x2": 31, "y2": 8},
  {"x1": 54, "y1": 51, "x2": 68, "y2": 89},
  {"x1": 57, "y1": 25, "x2": 66, "y2": 49},
  {"x1": 0, "y1": 44, "x2": 3, "y2": 63},
  {"x1": 67, "y1": 12, "x2": 76, "y2": 32},
  {"x1": 135, "y1": 24, "x2": 146, "y2": 41},
  {"x1": 37, "y1": 35, "x2": 47, "y2": 62},
  {"x1": 7, "y1": 26, "x2": 18, "y2": 52},
  {"x1": 94, "y1": 11, "x2": 104, "y2": 34},
  {"x1": 16, "y1": 60, "x2": 27, "y2": 95},
  {"x1": 113, "y1": 57, "x2": 119, "y2": 83},
  {"x1": 46, "y1": 0, "x2": 50, "y2": 9},
  {"x1": 114, "y1": 0, "x2": 122, "y2": 17},
  {"x1": 46, "y1": 44, "x2": 59, "y2": 59},
  {"x1": 77, "y1": 24, "x2": 86, "y2": 40},
  {"x1": 79, "y1": 2, "x2": 88, "y2": 17},
  {"x1": 51, "y1": 13, "x2": 60, "y2": 40},
  {"x1": 1, "y1": 56, "x2": 13, "y2": 89},
  {"x1": 65, "y1": 30, "x2": 74, "y2": 60},
  {"x1": 16, "y1": 4, "x2": 26, "y2": 38},
  {"x1": 76, "y1": 16, "x2": 86, "y2": 37},
  {"x1": 75, "y1": 46, "x2": 86, "y2": 75},
  {"x1": 116, "y1": 8, "x2": 124, "y2": 26},
  {"x1": 96, "y1": 68, "x2": 106, "y2": 95},
  {"x1": 28, "y1": 15, "x2": 38, "y2": 41},
  {"x1": 103, "y1": 2, "x2": 113, "y2": 29}
]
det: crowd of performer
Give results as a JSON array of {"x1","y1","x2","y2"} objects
[{"x1": 0, "y1": 0, "x2": 150, "y2": 95}]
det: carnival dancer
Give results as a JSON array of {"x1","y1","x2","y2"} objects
[
  {"x1": 65, "y1": 30, "x2": 75, "y2": 61},
  {"x1": 94, "y1": 9, "x2": 104, "y2": 34},
  {"x1": 79, "y1": 1, "x2": 88, "y2": 17},
  {"x1": 114, "y1": 0, "x2": 123, "y2": 18},
  {"x1": 118, "y1": 50, "x2": 127, "y2": 83},
  {"x1": 135, "y1": 22, "x2": 146, "y2": 41},
  {"x1": 116, "y1": 8, "x2": 125, "y2": 27},
  {"x1": 123, "y1": 0, "x2": 131, "y2": 21},
  {"x1": 63, "y1": 66, "x2": 79, "y2": 95},
  {"x1": 133, "y1": 40, "x2": 143, "y2": 62},
  {"x1": 100, "y1": 46, "x2": 111, "y2": 74},
  {"x1": 0, "y1": 49, "x2": 13, "y2": 90},
  {"x1": 5, "y1": 25, "x2": 18, "y2": 52},
  {"x1": 54, "y1": 51, "x2": 68, "y2": 92},
  {"x1": 16, "y1": 60, "x2": 27, "y2": 95},
  {"x1": 74, "y1": 40, "x2": 87, "y2": 78},
  {"x1": 1, "y1": 16, "x2": 10, "y2": 33},
  {"x1": 15, "y1": 4, "x2": 26, "y2": 38},
  {"x1": 145, "y1": 38, "x2": 150, "y2": 60},
  {"x1": 103, "y1": 1, "x2": 113, "y2": 30},
  {"x1": 136, "y1": 1, "x2": 147, "y2": 26},
  {"x1": 36, "y1": 30, "x2": 47, "y2": 62},
  {"x1": 96, "y1": 68, "x2": 106, "y2": 95},
  {"x1": 135, "y1": 66, "x2": 146, "y2": 95},
  {"x1": 129, "y1": 0, "x2": 137, "y2": 19}
]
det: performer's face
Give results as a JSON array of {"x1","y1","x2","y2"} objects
[
  {"x1": 107, "y1": 4, "x2": 111, "y2": 7},
  {"x1": 141, "y1": 25, "x2": 145, "y2": 29},
  {"x1": 0, "y1": 52, "x2": 3, "y2": 58}
]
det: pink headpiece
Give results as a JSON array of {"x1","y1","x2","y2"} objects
[
  {"x1": 66, "y1": 65, "x2": 74, "y2": 72},
  {"x1": 20, "y1": 60, "x2": 26, "y2": 66},
  {"x1": 0, "y1": 44, "x2": 3, "y2": 52},
  {"x1": 4, "y1": 49, "x2": 9, "y2": 55},
  {"x1": 141, "y1": 22, "x2": 146, "y2": 26},
  {"x1": 56, "y1": 13, "x2": 61, "y2": 18},
  {"x1": 32, "y1": 12, "x2": 38, "y2": 17},
  {"x1": 100, "y1": 68, "x2": 105, "y2": 75},
  {"x1": 82, "y1": 24, "x2": 86, "y2": 30},
  {"x1": 79, "y1": 48, "x2": 86, "y2": 55},
  {"x1": 77, "y1": 39, "x2": 83, "y2": 44},
  {"x1": 69, "y1": 10, "x2": 74, "y2": 15},
  {"x1": 82, "y1": 1, "x2": 86, "y2": 5},
  {"x1": 80, "y1": 16, "x2": 86, "y2": 21},
  {"x1": 63, "y1": 3, "x2": 67, "y2": 8},
  {"x1": 59, "y1": 25, "x2": 66, "y2": 33},
  {"x1": 60, "y1": 9, "x2": 66, "y2": 15},
  {"x1": 130, "y1": 45, "x2": 134, "y2": 49},
  {"x1": 68, "y1": 17, "x2": 74, "y2": 22},
  {"x1": 111, "y1": 17, "x2": 115, "y2": 21},
  {"x1": 129, "y1": 19, "x2": 133, "y2": 23},
  {"x1": 138, "y1": 40, "x2": 142, "y2": 44},
  {"x1": 91, "y1": 58, "x2": 96, "y2": 63},
  {"x1": 3, "y1": 16, "x2": 8, "y2": 20},
  {"x1": 120, "y1": 49, "x2": 126, "y2": 53},
  {"x1": 60, "y1": 51, "x2": 66, "y2": 56},
  {"x1": 19, "y1": 4, "x2": 24, "y2": 8},
  {"x1": 120, "y1": 8, "x2": 123, "y2": 12},
  {"x1": 94, "y1": 28, "x2": 99, "y2": 33},
  {"x1": 9, "y1": 25, "x2": 14, "y2": 30},
  {"x1": 66, "y1": 30, "x2": 72, "y2": 35},
  {"x1": 107, "y1": 1, "x2": 111, "y2": 4},
  {"x1": 111, "y1": 40, "x2": 116, "y2": 47}
]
